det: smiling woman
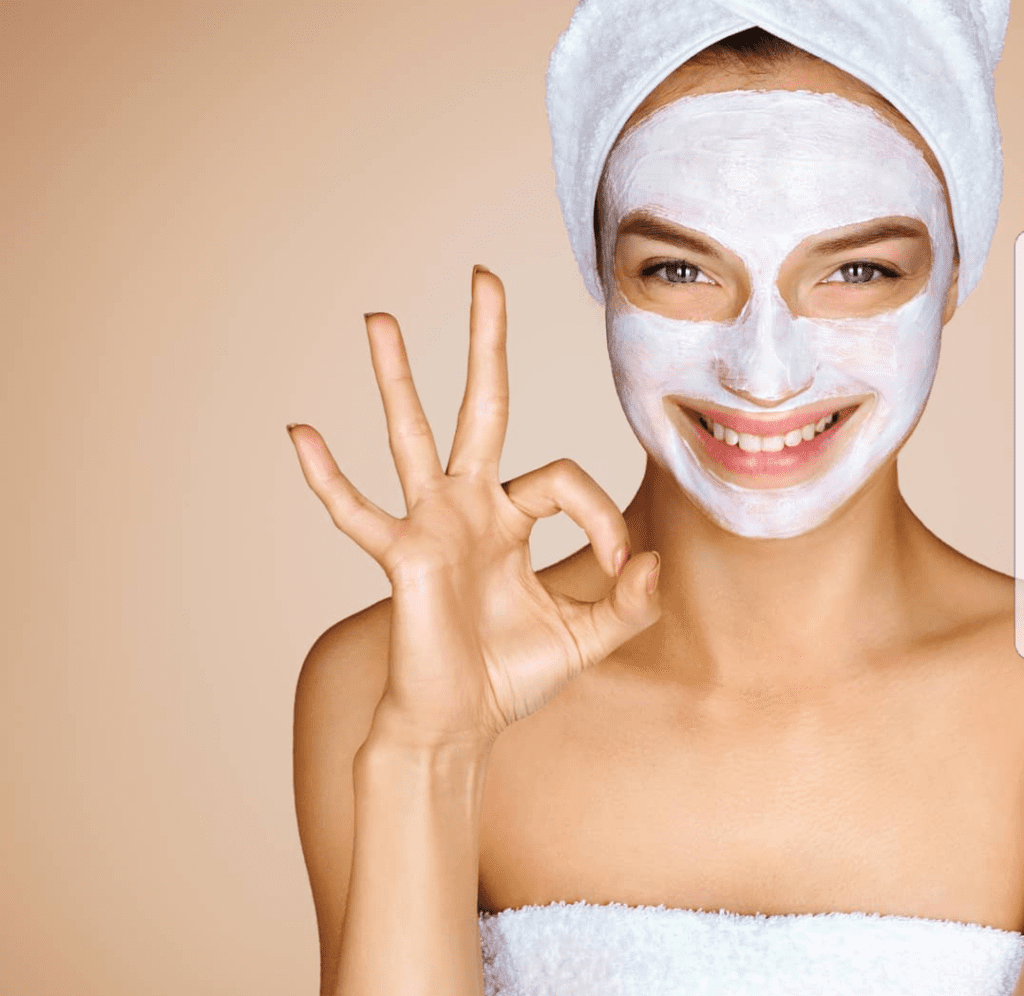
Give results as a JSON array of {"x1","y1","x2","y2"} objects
[{"x1": 286, "y1": 2, "x2": 1024, "y2": 995}]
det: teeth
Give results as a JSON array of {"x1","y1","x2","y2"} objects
[{"x1": 698, "y1": 410, "x2": 841, "y2": 451}]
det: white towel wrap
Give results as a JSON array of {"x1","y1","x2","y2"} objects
[{"x1": 479, "y1": 901, "x2": 1024, "y2": 995}]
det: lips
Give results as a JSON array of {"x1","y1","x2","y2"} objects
[
  {"x1": 669, "y1": 397, "x2": 868, "y2": 484},
  {"x1": 679, "y1": 398, "x2": 863, "y2": 437}
]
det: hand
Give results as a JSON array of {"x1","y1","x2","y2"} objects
[{"x1": 287, "y1": 266, "x2": 661, "y2": 749}]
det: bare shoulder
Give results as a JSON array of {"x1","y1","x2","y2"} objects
[
  {"x1": 950, "y1": 556, "x2": 1015, "y2": 663},
  {"x1": 930, "y1": 566, "x2": 1024, "y2": 988},
  {"x1": 293, "y1": 593, "x2": 394, "y2": 822},
  {"x1": 294, "y1": 596, "x2": 394, "y2": 747},
  {"x1": 294, "y1": 596, "x2": 396, "y2": 790},
  {"x1": 913, "y1": 527, "x2": 1012, "y2": 643},
  {"x1": 923, "y1": 550, "x2": 1024, "y2": 755},
  {"x1": 292, "y1": 596, "x2": 393, "y2": 995},
  {"x1": 964, "y1": 566, "x2": 1024, "y2": 727}
]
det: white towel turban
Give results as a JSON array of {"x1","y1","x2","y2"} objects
[{"x1": 545, "y1": 0, "x2": 1010, "y2": 306}]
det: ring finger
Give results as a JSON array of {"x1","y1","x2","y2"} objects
[{"x1": 365, "y1": 312, "x2": 444, "y2": 507}]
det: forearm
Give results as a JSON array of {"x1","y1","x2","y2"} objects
[{"x1": 334, "y1": 723, "x2": 492, "y2": 996}]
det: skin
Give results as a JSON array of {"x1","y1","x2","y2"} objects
[
  {"x1": 599, "y1": 87, "x2": 959, "y2": 541},
  {"x1": 290, "y1": 53, "x2": 1024, "y2": 995},
  {"x1": 598, "y1": 56, "x2": 970, "y2": 689},
  {"x1": 473, "y1": 57, "x2": 1023, "y2": 936},
  {"x1": 614, "y1": 211, "x2": 937, "y2": 325}
]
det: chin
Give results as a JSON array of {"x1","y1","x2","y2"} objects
[
  {"x1": 690, "y1": 497, "x2": 841, "y2": 540},
  {"x1": 656, "y1": 434, "x2": 889, "y2": 541}
]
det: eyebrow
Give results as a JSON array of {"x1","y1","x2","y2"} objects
[
  {"x1": 808, "y1": 221, "x2": 926, "y2": 256},
  {"x1": 617, "y1": 212, "x2": 723, "y2": 259},
  {"x1": 618, "y1": 213, "x2": 926, "y2": 261}
]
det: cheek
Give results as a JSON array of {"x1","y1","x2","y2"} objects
[
  {"x1": 814, "y1": 296, "x2": 942, "y2": 415},
  {"x1": 822, "y1": 322, "x2": 899, "y2": 380},
  {"x1": 606, "y1": 309, "x2": 724, "y2": 386}
]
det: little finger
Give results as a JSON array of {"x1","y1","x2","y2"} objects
[{"x1": 287, "y1": 423, "x2": 399, "y2": 562}]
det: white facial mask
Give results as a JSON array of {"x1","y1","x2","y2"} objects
[{"x1": 598, "y1": 90, "x2": 956, "y2": 539}]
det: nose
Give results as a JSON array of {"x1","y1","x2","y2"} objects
[{"x1": 716, "y1": 286, "x2": 816, "y2": 406}]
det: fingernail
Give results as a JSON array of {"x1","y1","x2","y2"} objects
[
  {"x1": 646, "y1": 553, "x2": 661, "y2": 594},
  {"x1": 473, "y1": 264, "x2": 490, "y2": 276},
  {"x1": 363, "y1": 312, "x2": 375, "y2": 321},
  {"x1": 614, "y1": 545, "x2": 630, "y2": 575}
]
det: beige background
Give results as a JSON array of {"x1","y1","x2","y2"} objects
[{"x1": 1, "y1": 2, "x2": 1020, "y2": 993}]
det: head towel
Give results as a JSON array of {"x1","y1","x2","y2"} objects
[{"x1": 546, "y1": 0, "x2": 1009, "y2": 306}]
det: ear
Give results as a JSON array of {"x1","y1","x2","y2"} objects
[{"x1": 941, "y1": 261, "x2": 960, "y2": 326}]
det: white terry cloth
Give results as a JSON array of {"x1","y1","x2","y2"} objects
[
  {"x1": 479, "y1": 901, "x2": 1024, "y2": 996},
  {"x1": 545, "y1": 0, "x2": 1010, "y2": 307}
]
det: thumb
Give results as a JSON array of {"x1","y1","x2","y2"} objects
[{"x1": 568, "y1": 551, "x2": 662, "y2": 670}]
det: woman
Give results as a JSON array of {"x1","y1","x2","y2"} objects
[{"x1": 288, "y1": 2, "x2": 1023, "y2": 993}]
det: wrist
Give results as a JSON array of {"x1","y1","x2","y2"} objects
[{"x1": 359, "y1": 699, "x2": 498, "y2": 762}]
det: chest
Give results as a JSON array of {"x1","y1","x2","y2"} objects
[{"x1": 478, "y1": 655, "x2": 1024, "y2": 932}]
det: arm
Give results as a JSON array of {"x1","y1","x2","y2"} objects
[
  {"x1": 341, "y1": 717, "x2": 490, "y2": 996},
  {"x1": 294, "y1": 610, "x2": 491, "y2": 996},
  {"x1": 293, "y1": 610, "x2": 380, "y2": 996},
  {"x1": 289, "y1": 271, "x2": 659, "y2": 994}
]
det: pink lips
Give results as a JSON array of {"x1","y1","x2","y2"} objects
[
  {"x1": 684, "y1": 400, "x2": 855, "y2": 437},
  {"x1": 673, "y1": 399, "x2": 865, "y2": 483}
]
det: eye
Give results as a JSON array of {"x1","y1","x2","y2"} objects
[
  {"x1": 822, "y1": 261, "x2": 901, "y2": 285},
  {"x1": 640, "y1": 260, "x2": 715, "y2": 285}
]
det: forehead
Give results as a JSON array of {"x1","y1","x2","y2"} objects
[
  {"x1": 618, "y1": 56, "x2": 946, "y2": 189},
  {"x1": 600, "y1": 90, "x2": 949, "y2": 264}
]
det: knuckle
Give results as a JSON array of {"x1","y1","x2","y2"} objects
[
  {"x1": 551, "y1": 457, "x2": 582, "y2": 484},
  {"x1": 600, "y1": 510, "x2": 626, "y2": 539},
  {"x1": 319, "y1": 474, "x2": 370, "y2": 529},
  {"x1": 477, "y1": 394, "x2": 509, "y2": 417},
  {"x1": 321, "y1": 490, "x2": 353, "y2": 529},
  {"x1": 326, "y1": 505, "x2": 349, "y2": 532},
  {"x1": 394, "y1": 416, "x2": 433, "y2": 440},
  {"x1": 320, "y1": 472, "x2": 347, "y2": 500}
]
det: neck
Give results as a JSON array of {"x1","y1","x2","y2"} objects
[{"x1": 620, "y1": 456, "x2": 932, "y2": 698}]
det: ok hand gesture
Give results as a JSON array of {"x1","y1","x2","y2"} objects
[{"x1": 287, "y1": 267, "x2": 661, "y2": 750}]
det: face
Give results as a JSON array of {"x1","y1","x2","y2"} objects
[{"x1": 598, "y1": 82, "x2": 958, "y2": 540}]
